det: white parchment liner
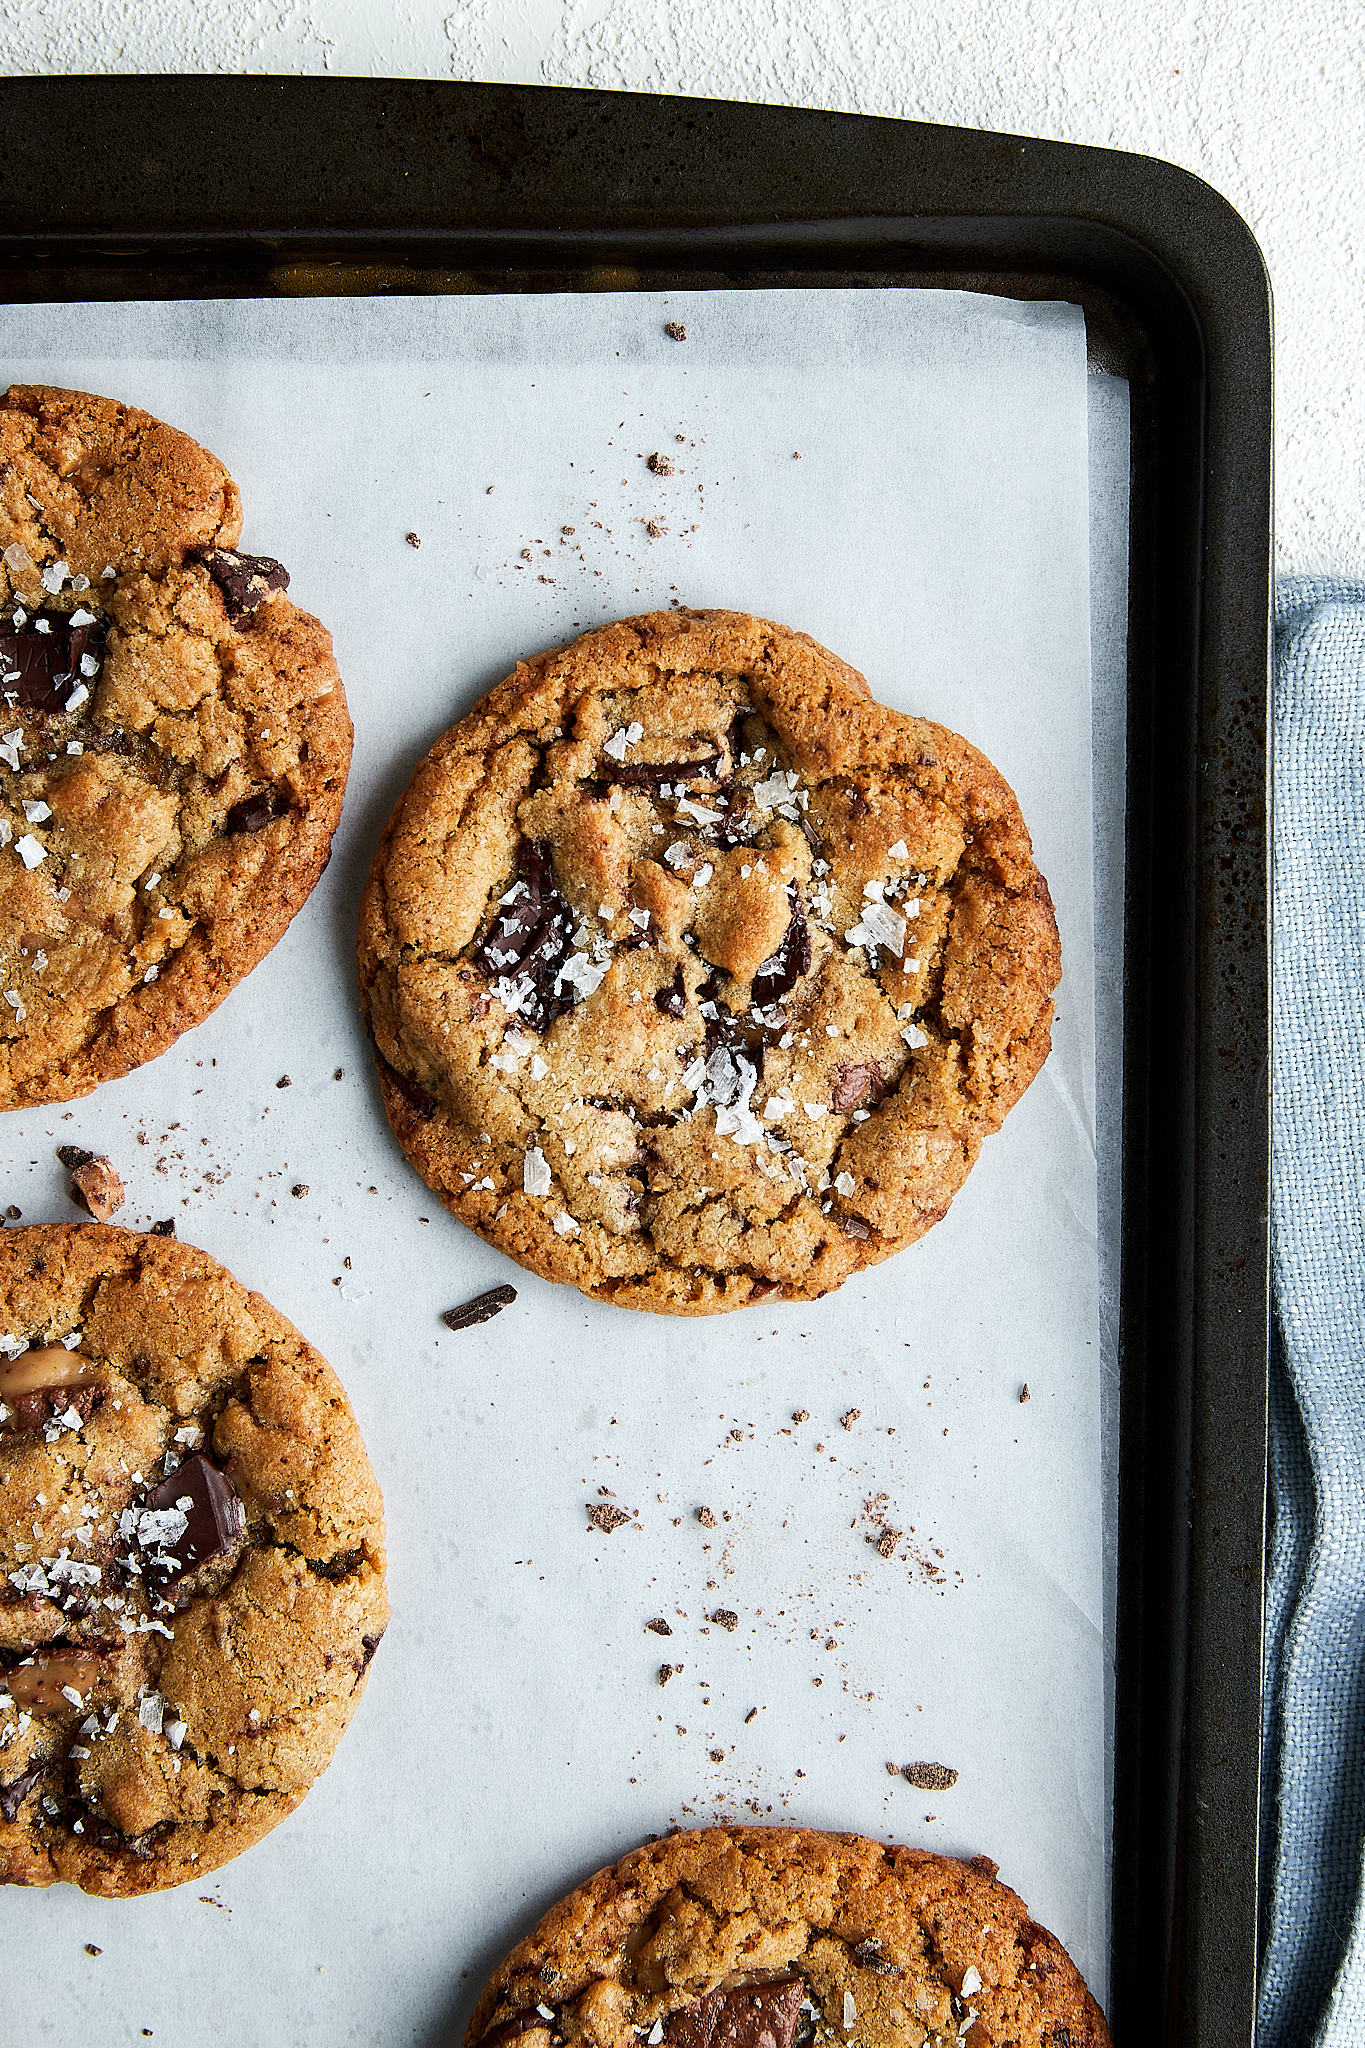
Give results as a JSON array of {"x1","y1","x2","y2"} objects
[{"x1": 0, "y1": 289, "x2": 1127, "y2": 2044}]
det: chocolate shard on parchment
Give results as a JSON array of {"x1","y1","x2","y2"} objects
[
  {"x1": 202, "y1": 549, "x2": 289, "y2": 624},
  {"x1": 143, "y1": 1453, "x2": 244, "y2": 1582}
]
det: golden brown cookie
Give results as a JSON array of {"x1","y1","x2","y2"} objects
[
  {"x1": 0, "y1": 1224, "x2": 388, "y2": 1896},
  {"x1": 358, "y1": 610, "x2": 1060, "y2": 1314},
  {"x1": 465, "y1": 1825, "x2": 1109, "y2": 2048},
  {"x1": 0, "y1": 385, "x2": 351, "y2": 1107}
]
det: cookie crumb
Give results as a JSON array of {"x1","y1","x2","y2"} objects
[
  {"x1": 901, "y1": 1761, "x2": 958, "y2": 1790},
  {"x1": 664, "y1": 321, "x2": 687, "y2": 341},
  {"x1": 645, "y1": 521, "x2": 664, "y2": 540},
  {"x1": 647, "y1": 452, "x2": 674, "y2": 476},
  {"x1": 149, "y1": 1218, "x2": 176, "y2": 1238},
  {"x1": 658, "y1": 1663, "x2": 675, "y2": 1684},
  {"x1": 645, "y1": 1617, "x2": 673, "y2": 1636},
  {"x1": 711, "y1": 1609, "x2": 738, "y2": 1632},
  {"x1": 333, "y1": 1068, "x2": 344, "y2": 1080},
  {"x1": 85, "y1": 1943, "x2": 102, "y2": 1957},
  {"x1": 886, "y1": 1761, "x2": 901, "y2": 1777},
  {"x1": 406, "y1": 532, "x2": 422, "y2": 549},
  {"x1": 840, "y1": 1408, "x2": 861, "y2": 1430},
  {"x1": 873, "y1": 1527, "x2": 900, "y2": 1560},
  {"x1": 697, "y1": 1506, "x2": 717, "y2": 1528},
  {"x1": 6, "y1": 1204, "x2": 19, "y2": 1219},
  {"x1": 291, "y1": 1184, "x2": 309, "y2": 1199},
  {"x1": 276, "y1": 1075, "x2": 291, "y2": 1089},
  {"x1": 1019, "y1": 1382, "x2": 1031, "y2": 1403},
  {"x1": 791, "y1": 1409, "x2": 809, "y2": 1424},
  {"x1": 69, "y1": 1155, "x2": 124, "y2": 1222},
  {"x1": 709, "y1": 1748, "x2": 725, "y2": 1762},
  {"x1": 586, "y1": 1502, "x2": 631, "y2": 1534}
]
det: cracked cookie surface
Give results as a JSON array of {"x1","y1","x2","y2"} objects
[
  {"x1": 0, "y1": 1224, "x2": 387, "y2": 1896},
  {"x1": 358, "y1": 610, "x2": 1060, "y2": 1314},
  {"x1": 0, "y1": 385, "x2": 352, "y2": 1108},
  {"x1": 464, "y1": 1825, "x2": 1109, "y2": 2048}
]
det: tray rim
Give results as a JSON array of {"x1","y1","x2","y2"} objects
[{"x1": 0, "y1": 75, "x2": 1273, "y2": 2048}]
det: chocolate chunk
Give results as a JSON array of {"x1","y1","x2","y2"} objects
[
  {"x1": 225, "y1": 790, "x2": 290, "y2": 835},
  {"x1": 479, "y1": 2009, "x2": 559, "y2": 2048},
  {"x1": 0, "y1": 1761, "x2": 44, "y2": 1823},
  {"x1": 748, "y1": 1280, "x2": 783, "y2": 1302},
  {"x1": 830, "y1": 1062, "x2": 884, "y2": 1115},
  {"x1": 664, "y1": 1977, "x2": 804, "y2": 2048},
  {"x1": 476, "y1": 841, "x2": 578, "y2": 1033},
  {"x1": 752, "y1": 890, "x2": 810, "y2": 1009},
  {"x1": 70, "y1": 1155, "x2": 124, "y2": 1222},
  {"x1": 901, "y1": 1760, "x2": 958, "y2": 1790},
  {"x1": 8, "y1": 1383, "x2": 98, "y2": 1433},
  {"x1": 66, "y1": 1806, "x2": 124, "y2": 1850},
  {"x1": 655, "y1": 964, "x2": 687, "y2": 1018},
  {"x1": 842, "y1": 1215, "x2": 872, "y2": 1241},
  {"x1": 586, "y1": 1502, "x2": 631, "y2": 1534},
  {"x1": 360, "y1": 1629, "x2": 385, "y2": 1669},
  {"x1": 202, "y1": 549, "x2": 289, "y2": 623},
  {"x1": 56, "y1": 1144, "x2": 94, "y2": 1170},
  {"x1": 149, "y1": 1218, "x2": 176, "y2": 1237},
  {"x1": 613, "y1": 749, "x2": 722, "y2": 789},
  {"x1": 375, "y1": 1045, "x2": 437, "y2": 1121},
  {"x1": 847, "y1": 786, "x2": 869, "y2": 819},
  {"x1": 142, "y1": 1453, "x2": 245, "y2": 1583},
  {"x1": 442, "y1": 1284, "x2": 517, "y2": 1331},
  {"x1": 0, "y1": 608, "x2": 106, "y2": 714}
]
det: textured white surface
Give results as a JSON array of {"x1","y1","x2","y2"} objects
[{"x1": 2, "y1": 0, "x2": 1361, "y2": 574}]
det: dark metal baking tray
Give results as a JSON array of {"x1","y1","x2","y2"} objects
[{"x1": 0, "y1": 78, "x2": 1272, "y2": 2047}]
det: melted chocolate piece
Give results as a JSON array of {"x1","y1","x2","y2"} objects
[
  {"x1": 480, "y1": 2009, "x2": 560, "y2": 2048},
  {"x1": 370, "y1": 1034, "x2": 437, "y2": 1121},
  {"x1": 655, "y1": 964, "x2": 687, "y2": 1018},
  {"x1": 360, "y1": 1629, "x2": 385, "y2": 1669},
  {"x1": 7, "y1": 1383, "x2": 98, "y2": 1434},
  {"x1": 613, "y1": 748, "x2": 722, "y2": 788},
  {"x1": 0, "y1": 607, "x2": 106, "y2": 714},
  {"x1": 142, "y1": 1453, "x2": 244, "y2": 1583},
  {"x1": 830, "y1": 1062, "x2": 884, "y2": 1115},
  {"x1": 225, "y1": 789, "x2": 291, "y2": 835},
  {"x1": 751, "y1": 891, "x2": 810, "y2": 1009},
  {"x1": 442, "y1": 1284, "x2": 517, "y2": 1331},
  {"x1": 664, "y1": 1978, "x2": 804, "y2": 2048},
  {"x1": 476, "y1": 841, "x2": 578, "y2": 1033},
  {"x1": 0, "y1": 1760, "x2": 44, "y2": 1823},
  {"x1": 202, "y1": 549, "x2": 289, "y2": 623},
  {"x1": 65, "y1": 1806, "x2": 124, "y2": 1850}
]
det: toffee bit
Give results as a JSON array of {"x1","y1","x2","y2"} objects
[
  {"x1": 696, "y1": 1506, "x2": 717, "y2": 1528},
  {"x1": 442, "y1": 1284, "x2": 517, "y2": 1332},
  {"x1": 901, "y1": 1760, "x2": 958, "y2": 1790},
  {"x1": 586, "y1": 1502, "x2": 631, "y2": 1534}
]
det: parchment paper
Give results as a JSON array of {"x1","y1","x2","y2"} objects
[{"x1": 0, "y1": 289, "x2": 1126, "y2": 2045}]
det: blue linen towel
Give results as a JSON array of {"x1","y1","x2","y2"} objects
[{"x1": 1259, "y1": 578, "x2": 1365, "y2": 2043}]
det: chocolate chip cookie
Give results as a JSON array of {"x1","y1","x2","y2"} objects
[
  {"x1": 0, "y1": 1224, "x2": 388, "y2": 1895},
  {"x1": 0, "y1": 385, "x2": 351, "y2": 1107},
  {"x1": 358, "y1": 610, "x2": 1060, "y2": 1313},
  {"x1": 465, "y1": 1825, "x2": 1110, "y2": 2048}
]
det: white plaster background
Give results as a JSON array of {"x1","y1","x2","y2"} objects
[{"x1": 2, "y1": 0, "x2": 1361, "y2": 575}]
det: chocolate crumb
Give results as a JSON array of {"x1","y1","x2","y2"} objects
[
  {"x1": 873, "y1": 1527, "x2": 900, "y2": 1561},
  {"x1": 658, "y1": 1664, "x2": 675, "y2": 1685},
  {"x1": 664, "y1": 322, "x2": 687, "y2": 341},
  {"x1": 85, "y1": 1944, "x2": 102, "y2": 1957},
  {"x1": 711, "y1": 1608, "x2": 738, "y2": 1632},
  {"x1": 586, "y1": 1502, "x2": 631, "y2": 1534},
  {"x1": 406, "y1": 532, "x2": 422, "y2": 549},
  {"x1": 791, "y1": 1409, "x2": 809, "y2": 1423},
  {"x1": 745, "y1": 1707, "x2": 757, "y2": 1723},
  {"x1": 69, "y1": 1155, "x2": 124, "y2": 1222},
  {"x1": 276, "y1": 1075, "x2": 291, "y2": 1089},
  {"x1": 709, "y1": 1748, "x2": 725, "y2": 1762},
  {"x1": 696, "y1": 1506, "x2": 717, "y2": 1528},
  {"x1": 840, "y1": 1408, "x2": 861, "y2": 1430},
  {"x1": 902, "y1": 1761, "x2": 958, "y2": 1790},
  {"x1": 442, "y1": 1284, "x2": 517, "y2": 1332},
  {"x1": 647, "y1": 452, "x2": 674, "y2": 476},
  {"x1": 149, "y1": 1218, "x2": 176, "y2": 1237},
  {"x1": 56, "y1": 1144, "x2": 94, "y2": 1170},
  {"x1": 645, "y1": 521, "x2": 664, "y2": 540},
  {"x1": 6, "y1": 1205, "x2": 19, "y2": 1219},
  {"x1": 1019, "y1": 1383, "x2": 1031, "y2": 1403},
  {"x1": 645, "y1": 1617, "x2": 673, "y2": 1636},
  {"x1": 334, "y1": 1068, "x2": 345, "y2": 1080},
  {"x1": 291, "y1": 1184, "x2": 309, "y2": 1199}
]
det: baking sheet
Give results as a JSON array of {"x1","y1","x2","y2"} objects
[{"x1": 0, "y1": 288, "x2": 1126, "y2": 2044}]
